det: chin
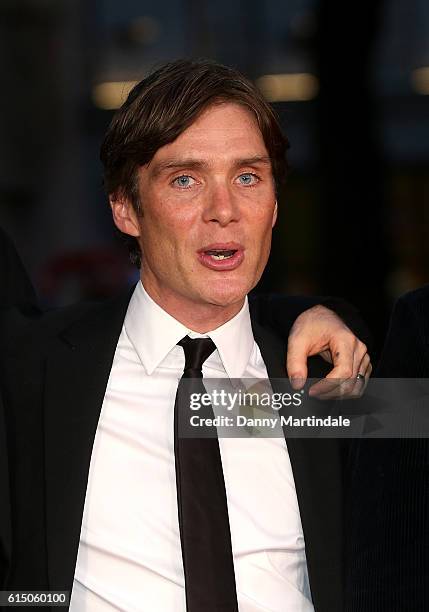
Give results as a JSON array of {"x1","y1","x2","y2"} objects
[{"x1": 199, "y1": 280, "x2": 250, "y2": 308}]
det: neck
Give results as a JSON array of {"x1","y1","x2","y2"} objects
[{"x1": 141, "y1": 281, "x2": 245, "y2": 333}]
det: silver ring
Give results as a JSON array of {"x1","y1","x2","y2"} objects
[{"x1": 356, "y1": 373, "x2": 365, "y2": 383}]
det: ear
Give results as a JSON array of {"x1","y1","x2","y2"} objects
[
  {"x1": 110, "y1": 194, "x2": 140, "y2": 237},
  {"x1": 272, "y1": 200, "x2": 278, "y2": 228}
]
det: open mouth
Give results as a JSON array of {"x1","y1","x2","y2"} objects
[
  {"x1": 204, "y1": 249, "x2": 237, "y2": 260},
  {"x1": 197, "y1": 244, "x2": 244, "y2": 270}
]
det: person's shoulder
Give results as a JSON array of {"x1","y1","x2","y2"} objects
[
  {"x1": 376, "y1": 284, "x2": 429, "y2": 377},
  {"x1": 1, "y1": 299, "x2": 95, "y2": 329},
  {"x1": 37, "y1": 299, "x2": 104, "y2": 330},
  {"x1": 389, "y1": 284, "x2": 429, "y2": 335},
  {"x1": 0, "y1": 291, "x2": 130, "y2": 356},
  {"x1": 0, "y1": 301, "x2": 94, "y2": 354},
  {"x1": 396, "y1": 284, "x2": 429, "y2": 312},
  {"x1": 249, "y1": 292, "x2": 320, "y2": 331}
]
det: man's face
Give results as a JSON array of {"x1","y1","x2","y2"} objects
[{"x1": 113, "y1": 102, "x2": 277, "y2": 322}]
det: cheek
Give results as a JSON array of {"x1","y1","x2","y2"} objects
[
  {"x1": 251, "y1": 208, "x2": 275, "y2": 243},
  {"x1": 149, "y1": 196, "x2": 196, "y2": 235},
  {"x1": 140, "y1": 210, "x2": 196, "y2": 269}
]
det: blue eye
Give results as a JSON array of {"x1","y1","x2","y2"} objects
[
  {"x1": 238, "y1": 173, "x2": 258, "y2": 186},
  {"x1": 173, "y1": 175, "x2": 195, "y2": 188}
]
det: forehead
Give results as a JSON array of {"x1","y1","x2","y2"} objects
[{"x1": 150, "y1": 102, "x2": 268, "y2": 165}]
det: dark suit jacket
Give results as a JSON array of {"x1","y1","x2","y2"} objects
[
  {"x1": 346, "y1": 285, "x2": 429, "y2": 611},
  {"x1": 0, "y1": 228, "x2": 36, "y2": 310},
  {"x1": 0, "y1": 289, "x2": 345, "y2": 612},
  {"x1": 0, "y1": 228, "x2": 37, "y2": 589}
]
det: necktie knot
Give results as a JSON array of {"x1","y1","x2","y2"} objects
[{"x1": 178, "y1": 336, "x2": 216, "y2": 378}]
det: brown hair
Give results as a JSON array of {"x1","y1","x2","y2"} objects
[{"x1": 100, "y1": 58, "x2": 289, "y2": 267}]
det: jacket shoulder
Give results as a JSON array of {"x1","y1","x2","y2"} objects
[
  {"x1": 376, "y1": 285, "x2": 429, "y2": 377},
  {"x1": 1, "y1": 300, "x2": 124, "y2": 371},
  {"x1": 1, "y1": 301, "x2": 97, "y2": 345},
  {"x1": 391, "y1": 284, "x2": 429, "y2": 341},
  {"x1": 396, "y1": 284, "x2": 429, "y2": 313}
]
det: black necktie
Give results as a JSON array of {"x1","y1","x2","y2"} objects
[{"x1": 175, "y1": 336, "x2": 238, "y2": 611}]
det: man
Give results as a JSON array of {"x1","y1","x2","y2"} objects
[
  {"x1": 346, "y1": 285, "x2": 429, "y2": 611},
  {"x1": 0, "y1": 60, "x2": 370, "y2": 611}
]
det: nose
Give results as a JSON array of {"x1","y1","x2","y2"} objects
[{"x1": 202, "y1": 183, "x2": 240, "y2": 227}]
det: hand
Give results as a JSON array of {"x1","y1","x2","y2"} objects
[{"x1": 286, "y1": 305, "x2": 372, "y2": 398}]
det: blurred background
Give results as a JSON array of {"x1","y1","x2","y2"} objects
[{"x1": 1, "y1": 0, "x2": 429, "y2": 355}]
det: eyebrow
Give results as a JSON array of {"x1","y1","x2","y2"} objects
[{"x1": 149, "y1": 155, "x2": 272, "y2": 177}]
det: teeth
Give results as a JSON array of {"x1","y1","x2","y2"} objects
[
  {"x1": 212, "y1": 253, "x2": 232, "y2": 260},
  {"x1": 205, "y1": 249, "x2": 236, "y2": 260}
]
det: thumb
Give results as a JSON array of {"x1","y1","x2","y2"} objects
[{"x1": 286, "y1": 340, "x2": 309, "y2": 389}]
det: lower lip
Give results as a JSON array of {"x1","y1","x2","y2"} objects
[{"x1": 197, "y1": 250, "x2": 245, "y2": 271}]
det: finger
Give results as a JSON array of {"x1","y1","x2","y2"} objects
[
  {"x1": 359, "y1": 352, "x2": 371, "y2": 371},
  {"x1": 326, "y1": 339, "x2": 367, "y2": 379},
  {"x1": 351, "y1": 342, "x2": 369, "y2": 377},
  {"x1": 347, "y1": 356, "x2": 372, "y2": 399},
  {"x1": 347, "y1": 352, "x2": 370, "y2": 396},
  {"x1": 349, "y1": 359, "x2": 372, "y2": 398},
  {"x1": 310, "y1": 378, "x2": 355, "y2": 400},
  {"x1": 286, "y1": 338, "x2": 309, "y2": 389},
  {"x1": 311, "y1": 357, "x2": 372, "y2": 400},
  {"x1": 311, "y1": 341, "x2": 368, "y2": 399},
  {"x1": 324, "y1": 336, "x2": 356, "y2": 381},
  {"x1": 309, "y1": 337, "x2": 355, "y2": 398},
  {"x1": 327, "y1": 339, "x2": 369, "y2": 397},
  {"x1": 308, "y1": 378, "x2": 342, "y2": 398},
  {"x1": 358, "y1": 353, "x2": 371, "y2": 379}
]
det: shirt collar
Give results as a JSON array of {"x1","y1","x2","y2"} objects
[{"x1": 124, "y1": 281, "x2": 254, "y2": 378}]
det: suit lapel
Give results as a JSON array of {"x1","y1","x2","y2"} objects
[
  {"x1": 44, "y1": 289, "x2": 133, "y2": 591},
  {"x1": 251, "y1": 317, "x2": 343, "y2": 612}
]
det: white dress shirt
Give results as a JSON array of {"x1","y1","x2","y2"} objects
[{"x1": 69, "y1": 282, "x2": 314, "y2": 612}]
